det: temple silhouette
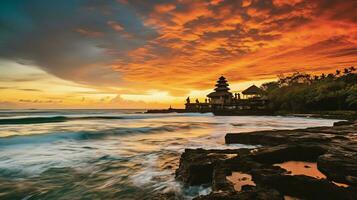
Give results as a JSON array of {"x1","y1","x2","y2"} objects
[{"x1": 185, "y1": 76, "x2": 269, "y2": 114}]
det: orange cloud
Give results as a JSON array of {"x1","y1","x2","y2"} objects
[
  {"x1": 154, "y1": 3, "x2": 176, "y2": 13},
  {"x1": 75, "y1": 28, "x2": 103, "y2": 37},
  {"x1": 107, "y1": 21, "x2": 124, "y2": 32},
  {"x1": 210, "y1": 0, "x2": 224, "y2": 6},
  {"x1": 242, "y1": 0, "x2": 252, "y2": 7},
  {"x1": 273, "y1": 0, "x2": 303, "y2": 7},
  {"x1": 110, "y1": 0, "x2": 357, "y2": 97}
]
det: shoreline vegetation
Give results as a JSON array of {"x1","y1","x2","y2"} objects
[{"x1": 262, "y1": 67, "x2": 356, "y2": 112}]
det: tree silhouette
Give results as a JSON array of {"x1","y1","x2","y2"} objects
[
  {"x1": 327, "y1": 73, "x2": 335, "y2": 79},
  {"x1": 335, "y1": 70, "x2": 341, "y2": 76},
  {"x1": 262, "y1": 67, "x2": 357, "y2": 111},
  {"x1": 344, "y1": 68, "x2": 350, "y2": 74}
]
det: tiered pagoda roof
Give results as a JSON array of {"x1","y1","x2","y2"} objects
[
  {"x1": 215, "y1": 76, "x2": 230, "y2": 91},
  {"x1": 207, "y1": 76, "x2": 232, "y2": 98}
]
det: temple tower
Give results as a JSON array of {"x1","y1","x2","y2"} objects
[{"x1": 207, "y1": 76, "x2": 233, "y2": 105}]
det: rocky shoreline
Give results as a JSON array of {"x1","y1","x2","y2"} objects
[{"x1": 160, "y1": 120, "x2": 357, "y2": 199}]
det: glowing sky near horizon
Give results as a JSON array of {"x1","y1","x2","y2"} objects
[{"x1": 0, "y1": 0, "x2": 356, "y2": 108}]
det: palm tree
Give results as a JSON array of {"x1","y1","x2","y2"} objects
[
  {"x1": 327, "y1": 73, "x2": 334, "y2": 79},
  {"x1": 343, "y1": 68, "x2": 350, "y2": 74},
  {"x1": 335, "y1": 70, "x2": 341, "y2": 76}
]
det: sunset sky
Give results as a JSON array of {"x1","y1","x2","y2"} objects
[{"x1": 0, "y1": 0, "x2": 356, "y2": 109}]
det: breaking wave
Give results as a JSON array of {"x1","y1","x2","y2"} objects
[
  {"x1": 0, "y1": 116, "x2": 68, "y2": 124},
  {"x1": 0, "y1": 116, "x2": 127, "y2": 125},
  {"x1": 0, "y1": 113, "x2": 213, "y2": 125},
  {"x1": 0, "y1": 123, "x2": 203, "y2": 146}
]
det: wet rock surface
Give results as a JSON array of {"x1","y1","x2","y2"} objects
[
  {"x1": 193, "y1": 187, "x2": 282, "y2": 200},
  {"x1": 175, "y1": 148, "x2": 251, "y2": 186},
  {"x1": 174, "y1": 120, "x2": 357, "y2": 199}
]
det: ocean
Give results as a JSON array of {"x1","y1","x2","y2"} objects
[{"x1": 0, "y1": 109, "x2": 338, "y2": 199}]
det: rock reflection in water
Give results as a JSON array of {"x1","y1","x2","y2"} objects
[
  {"x1": 274, "y1": 161, "x2": 325, "y2": 179},
  {"x1": 274, "y1": 161, "x2": 349, "y2": 187},
  {"x1": 284, "y1": 195, "x2": 301, "y2": 200},
  {"x1": 226, "y1": 172, "x2": 256, "y2": 191}
]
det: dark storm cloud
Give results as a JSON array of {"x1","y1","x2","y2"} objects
[{"x1": 0, "y1": 0, "x2": 157, "y2": 86}]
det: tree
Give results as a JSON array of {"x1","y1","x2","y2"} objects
[
  {"x1": 335, "y1": 70, "x2": 341, "y2": 76},
  {"x1": 344, "y1": 68, "x2": 350, "y2": 74},
  {"x1": 346, "y1": 85, "x2": 357, "y2": 109},
  {"x1": 327, "y1": 73, "x2": 335, "y2": 79},
  {"x1": 261, "y1": 81, "x2": 279, "y2": 92},
  {"x1": 263, "y1": 67, "x2": 356, "y2": 112}
]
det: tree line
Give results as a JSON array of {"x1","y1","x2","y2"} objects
[{"x1": 261, "y1": 67, "x2": 357, "y2": 112}]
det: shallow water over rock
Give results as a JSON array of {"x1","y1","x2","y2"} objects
[
  {"x1": 274, "y1": 161, "x2": 325, "y2": 179},
  {"x1": 274, "y1": 161, "x2": 349, "y2": 188},
  {"x1": 226, "y1": 172, "x2": 256, "y2": 191}
]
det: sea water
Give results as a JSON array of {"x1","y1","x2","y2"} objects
[{"x1": 0, "y1": 109, "x2": 338, "y2": 199}]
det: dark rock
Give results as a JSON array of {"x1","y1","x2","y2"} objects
[
  {"x1": 148, "y1": 192, "x2": 176, "y2": 200},
  {"x1": 251, "y1": 144, "x2": 327, "y2": 164},
  {"x1": 212, "y1": 163, "x2": 235, "y2": 192},
  {"x1": 241, "y1": 185, "x2": 255, "y2": 191},
  {"x1": 263, "y1": 174, "x2": 357, "y2": 200},
  {"x1": 347, "y1": 176, "x2": 357, "y2": 185},
  {"x1": 226, "y1": 129, "x2": 333, "y2": 146},
  {"x1": 175, "y1": 148, "x2": 250, "y2": 186},
  {"x1": 175, "y1": 121, "x2": 357, "y2": 199},
  {"x1": 193, "y1": 187, "x2": 283, "y2": 200},
  {"x1": 318, "y1": 150, "x2": 357, "y2": 186},
  {"x1": 333, "y1": 120, "x2": 355, "y2": 126},
  {"x1": 225, "y1": 130, "x2": 291, "y2": 145}
]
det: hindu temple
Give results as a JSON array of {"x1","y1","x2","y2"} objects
[{"x1": 185, "y1": 76, "x2": 269, "y2": 114}]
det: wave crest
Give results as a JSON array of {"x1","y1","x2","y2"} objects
[
  {"x1": 0, "y1": 123, "x2": 203, "y2": 146},
  {"x1": 0, "y1": 112, "x2": 213, "y2": 125}
]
